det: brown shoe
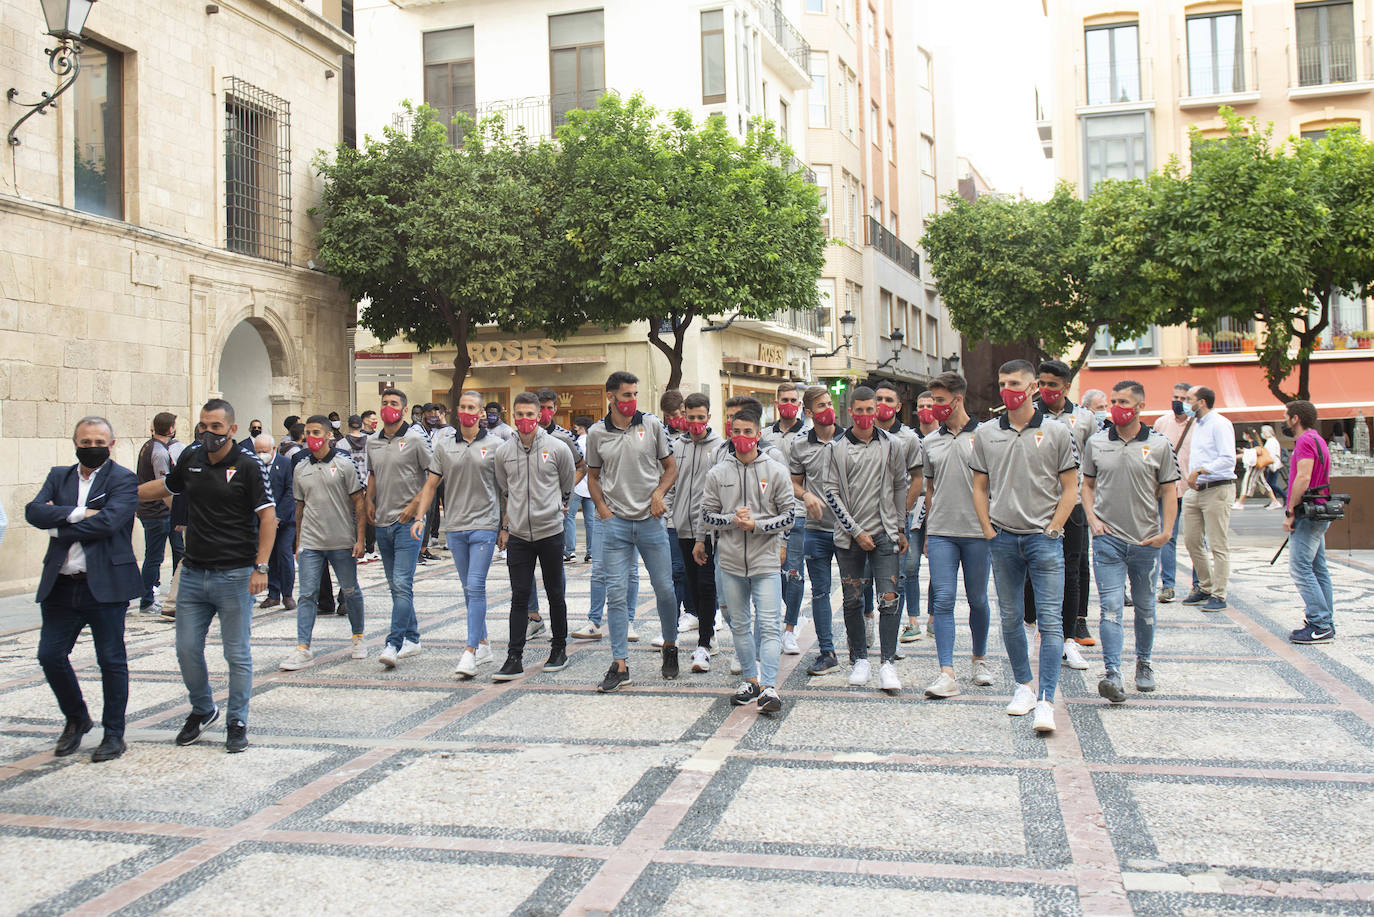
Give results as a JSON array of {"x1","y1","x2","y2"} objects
[
  {"x1": 259, "y1": 597, "x2": 281, "y2": 610},
  {"x1": 283, "y1": 597, "x2": 297, "y2": 610}
]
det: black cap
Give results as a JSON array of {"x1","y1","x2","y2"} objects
[{"x1": 347, "y1": 414, "x2": 363, "y2": 429}]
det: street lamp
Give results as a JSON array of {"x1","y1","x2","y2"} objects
[
  {"x1": 875, "y1": 328, "x2": 905, "y2": 370},
  {"x1": 945, "y1": 351, "x2": 961, "y2": 374},
  {"x1": 7, "y1": 0, "x2": 97, "y2": 148},
  {"x1": 814, "y1": 310, "x2": 857, "y2": 358}
]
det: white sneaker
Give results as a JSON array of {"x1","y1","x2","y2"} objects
[
  {"x1": 379, "y1": 644, "x2": 399, "y2": 668},
  {"x1": 651, "y1": 635, "x2": 666, "y2": 648},
  {"x1": 878, "y1": 661, "x2": 901, "y2": 692},
  {"x1": 364, "y1": 552, "x2": 380, "y2": 562},
  {"x1": 526, "y1": 618, "x2": 545, "y2": 640},
  {"x1": 730, "y1": 656, "x2": 742, "y2": 675},
  {"x1": 1062, "y1": 642, "x2": 1089, "y2": 670},
  {"x1": 924, "y1": 672, "x2": 960, "y2": 698},
  {"x1": 474, "y1": 643, "x2": 493, "y2": 666},
  {"x1": 848, "y1": 658, "x2": 871, "y2": 686},
  {"x1": 1006, "y1": 684, "x2": 1036, "y2": 716},
  {"x1": 971, "y1": 659, "x2": 994, "y2": 686},
  {"x1": 453, "y1": 649, "x2": 477, "y2": 678},
  {"x1": 691, "y1": 646, "x2": 711, "y2": 673},
  {"x1": 679, "y1": 613, "x2": 699, "y2": 632},
  {"x1": 782, "y1": 631, "x2": 801, "y2": 655},
  {"x1": 626, "y1": 625, "x2": 640, "y2": 643},
  {"x1": 398, "y1": 639, "x2": 423, "y2": 659},
  {"x1": 279, "y1": 647, "x2": 315, "y2": 671},
  {"x1": 571, "y1": 621, "x2": 603, "y2": 640},
  {"x1": 1032, "y1": 700, "x2": 1056, "y2": 733},
  {"x1": 350, "y1": 636, "x2": 367, "y2": 660}
]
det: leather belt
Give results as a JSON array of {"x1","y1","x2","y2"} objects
[
  {"x1": 1196, "y1": 479, "x2": 1235, "y2": 491},
  {"x1": 57, "y1": 572, "x2": 88, "y2": 582}
]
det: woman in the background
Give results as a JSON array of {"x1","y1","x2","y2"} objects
[
  {"x1": 1236, "y1": 430, "x2": 1280, "y2": 509},
  {"x1": 1261, "y1": 424, "x2": 1287, "y2": 509}
]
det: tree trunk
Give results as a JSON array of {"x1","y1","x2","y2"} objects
[
  {"x1": 648, "y1": 311, "x2": 693, "y2": 392},
  {"x1": 1064, "y1": 325, "x2": 1102, "y2": 384},
  {"x1": 433, "y1": 290, "x2": 471, "y2": 409}
]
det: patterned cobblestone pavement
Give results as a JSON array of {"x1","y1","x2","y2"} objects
[{"x1": 2, "y1": 539, "x2": 1373, "y2": 916}]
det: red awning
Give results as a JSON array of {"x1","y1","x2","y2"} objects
[{"x1": 1076, "y1": 359, "x2": 1374, "y2": 424}]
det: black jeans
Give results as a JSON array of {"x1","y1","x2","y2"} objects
[
  {"x1": 365, "y1": 522, "x2": 377, "y2": 554},
  {"x1": 507, "y1": 533, "x2": 567, "y2": 657},
  {"x1": 38, "y1": 577, "x2": 129, "y2": 737},
  {"x1": 836, "y1": 533, "x2": 903, "y2": 663},
  {"x1": 1024, "y1": 504, "x2": 1087, "y2": 625},
  {"x1": 679, "y1": 537, "x2": 717, "y2": 649},
  {"x1": 423, "y1": 492, "x2": 442, "y2": 549}
]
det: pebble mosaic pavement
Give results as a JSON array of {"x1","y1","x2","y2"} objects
[{"x1": 3, "y1": 540, "x2": 1374, "y2": 916}]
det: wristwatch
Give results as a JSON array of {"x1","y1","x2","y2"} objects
[
  {"x1": 1044, "y1": 527, "x2": 1064, "y2": 540},
  {"x1": 254, "y1": 563, "x2": 270, "y2": 574}
]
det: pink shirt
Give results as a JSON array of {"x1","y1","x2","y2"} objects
[
  {"x1": 1290, "y1": 430, "x2": 1330, "y2": 501},
  {"x1": 1153, "y1": 413, "x2": 1193, "y2": 500}
]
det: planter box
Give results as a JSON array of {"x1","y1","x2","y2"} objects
[{"x1": 1198, "y1": 341, "x2": 1212, "y2": 354}]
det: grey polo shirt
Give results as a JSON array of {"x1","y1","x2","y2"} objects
[
  {"x1": 1081, "y1": 424, "x2": 1180, "y2": 544},
  {"x1": 822, "y1": 427, "x2": 910, "y2": 548},
  {"x1": 788, "y1": 429, "x2": 839, "y2": 532},
  {"x1": 543, "y1": 422, "x2": 585, "y2": 465},
  {"x1": 293, "y1": 449, "x2": 363, "y2": 551},
  {"x1": 428, "y1": 429, "x2": 502, "y2": 532},
  {"x1": 495, "y1": 429, "x2": 576, "y2": 542},
  {"x1": 1040, "y1": 398, "x2": 1095, "y2": 501},
  {"x1": 969, "y1": 411, "x2": 1077, "y2": 535},
  {"x1": 584, "y1": 411, "x2": 671, "y2": 522},
  {"x1": 761, "y1": 416, "x2": 811, "y2": 515},
  {"x1": 365, "y1": 422, "x2": 432, "y2": 527},
  {"x1": 922, "y1": 419, "x2": 983, "y2": 539}
]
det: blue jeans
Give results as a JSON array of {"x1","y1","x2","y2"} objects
[
  {"x1": 572, "y1": 496, "x2": 595, "y2": 552},
  {"x1": 448, "y1": 529, "x2": 499, "y2": 648},
  {"x1": 927, "y1": 534, "x2": 992, "y2": 669},
  {"x1": 1290, "y1": 518, "x2": 1334, "y2": 628},
  {"x1": 781, "y1": 516, "x2": 806, "y2": 627},
  {"x1": 139, "y1": 515, "x2": 172, "y2": 607},
  {"x1": 297, "y1": 548, "x2": 364, "y2": 644},
  {"x1": 1093, "y1": 534, "x2": 1159, "y2": 672},
  {"x1": 667, "y1": 527, "x2": 691, "y2": 616},
  {"x1": 175, "y1": 565, "x2": 253, "y2": 724},
  {"x1": 564, "y1": 497, "x2": 578, "y2": 554},
  {"x1": 376, "y1": 521, "x2": 421, "y2": 650},
  {"x1": 989, "y1": 530, "x2": 1065, "y2": 701},
  {"x1": 1158, "y1": 496, "x2": 1189, "y2": 591},
  {"x1": 803, "y1": 529, "x2": 837, "y2": 654},
  {"x1": 720, "y1": 571, "x2": 783, "y2": 687},
  {"x1": 588, "y1": 512, "x2": 637, "y2": 625},
  {"x1": 602, "y1": 516, "x2": 677, "y2": 661},
  {"x1": 899, "y1": 521, "x2": 928, "y2": 622},
  {"x1": 267, "y1": 523, "x2": 296, "y2": 600}
]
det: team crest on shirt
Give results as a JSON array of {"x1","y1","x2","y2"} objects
[
  {"x1": 329, "y1": 465, "x2": 337, "y2": 476},
  {"x1": 1034, "y1": 431, "x2": 1045, "y2": 447},
  {"x1": 480, "y1": 447, "x2": 489, "y2": 458},
  {"x1": 1068, "y1": 415, "x2": 1077, "y2": 426},
  {"x1": 760, "y1": 479, "x2": 768, "y2": 490},
  {"x1": 541, "y1": 450, "x2": 550, "y2": 463},
  {"x1": 398, "y1": 441, "x2": 406, "y2": 452},
  {"x1": 1142, "y1": 445, "x2": 1151, "y2": 460},
  {"x1": 225, "y1": 468, "x2": 237, "y2": 482},
  {"x1": 637, "y1": 429, "x2": 645, "y2": 441}
]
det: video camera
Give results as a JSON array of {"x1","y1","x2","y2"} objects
[{"x1": 1294, "y1": 489, "x2": 1351, "y2": 522}]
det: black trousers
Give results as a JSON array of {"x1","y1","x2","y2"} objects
[
  {"x1": 267, "y1": 523, "x2": 296, "y2": 600},
  {"x1": 422, "y1": 492, "x2": 442, "y2": 549},
  {"x1": 679, "y1": 537, "x2": 718, "y2": 648},
  {"x1": 1024, "y1": 503, "x2": 1087, "y2": 625},
  {"x1": 507, "y1": 533, "x2": 567, "y2": 657},
  {"x1": 38, "y1": 577, "x2": 129, "y2": 737}
]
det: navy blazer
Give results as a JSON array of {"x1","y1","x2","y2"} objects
[
  {"x1": 268, "y1": 453, "x2": 296, "y2": 526},
  {"x1": 25, "y1": 462, "x2": 143, "y2": 604}
]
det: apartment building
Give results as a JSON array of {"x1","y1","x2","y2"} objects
[
  {"x1": 0, "y1": 0, "x2": 354, "y2": 591},
  {"x1": 1047, "y1": 0, "x2": 1374, "y2": 423}
]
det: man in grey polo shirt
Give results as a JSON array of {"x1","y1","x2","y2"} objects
[
  {"x1": 280, "y1": 415, "x2": 367, "y2": 671},
  {"x1": 493, "y1": 392, "x2": 577, "y2": 681},
  {"x1": 586, "y1": 371, "x2": 680, "y2": 692},
  {"x1": 365, "y1": 388, "x2": 432, "y2": 668},
  {"x1": 1082, "y1": 380, "x2": 1179, "y2": 703},
  {"x1": 971, "y1": 360, "x2": 1078, "y2": 735}
]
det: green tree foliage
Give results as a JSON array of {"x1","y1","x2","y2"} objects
[
  {"x1": 312, "y1": 105, "x2": 575, "y2": 407},
  {"x1": 555, "y1": 94, "x2": 826, "y2": 389}
]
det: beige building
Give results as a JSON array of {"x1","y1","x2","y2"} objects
[
  {"x1": 1047, "y1": 0, "x2": 1374, "y2": 424},
  {"x1": 0, "y1": 0, "x2": 354, "y2": 592}
]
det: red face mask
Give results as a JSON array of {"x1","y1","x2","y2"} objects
[
  {"x1": 875, "y1": 403, "x2": 897, "y2": 421},
  {"x1": 813, "y1": 407, "x2": 836, "y2": 427},
  {"x1": 1110, "y1": 404, "x2": 1138, "y2": 426},
  {"x1": 1038, "y1": 386, "x2": 1064, "y2": 405},
  {"x1": 1000, "y1": 388, "x2": 1030, "y2": 411},
  {"x1": 687, "y1": 420, "x2": 709, "y2": 437},
  {"x1": 514, "y1": 417, "x2": 540, "y2": 434},
  {"x1": 851, "y1": 414, "x2": 876, "y2": 430},
  {"x1": 306, "y1": 435, "x2": 328, "y2": 453},
  {"x1": 539, "y1": 407, "x2": 555, "y2": 425},
  {"x1": 615, "y1": 399, "x2": 637, "y2": 418},
  {"x1": 457, "y1": 411, "x2": 481, "y2": 427},
  {"x1": 778, "y1": 402, "x2": 800, "y2": 419},
  {"x1": 918, "y1": 408, "x2": 937, "y2": 425},
  {"x1": 731, "y1": 434, "x2": 758, "y2": 454},
  {"x1": 930, "y1": 403, "x2": 955, "y2": 423},
  {"x1": 380, "y1": 406, "x2": 404, "y2": 425}
]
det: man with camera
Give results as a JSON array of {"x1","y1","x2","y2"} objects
[{"x1": 1283, "y1": 400, "x2": 1339, "y2": 644}]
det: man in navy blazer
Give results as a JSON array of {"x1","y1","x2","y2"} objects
[
  {"x1": 25, "y1": 416, "x2": 142, "y2": 762},
  {"x1": 254, "y1": 434, "x2": 297, "y2": 610}
]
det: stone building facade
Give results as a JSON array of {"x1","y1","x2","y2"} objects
[{"x1": 0, "y1": 0, "x2": 355, "y2": 592}]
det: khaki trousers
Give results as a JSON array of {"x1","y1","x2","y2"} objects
[{"x1": 1182, "y1": 482, "x2": 1233, "y2": 600}]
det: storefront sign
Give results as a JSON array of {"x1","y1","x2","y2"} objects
[
  {"x1": 466, "y1": 339, "x2": 559, "y2": 363},
  {"x1": 757, "y1": 342, "x2": 786, "y2": 365}
]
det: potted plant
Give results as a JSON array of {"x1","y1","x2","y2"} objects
[
  {"x1": 1355, "y1": 330, "x2": 1373, "y2": 349},
  {"x1": 1332, "y1": 320, "x2": 1347, "y2": 349},
  {"x1": 1241, "y1": 335, "x2": 1256, "y2": 352},
  {"x1": 1216, "y1": 329, "x2": 1241, "y2": 353},
  {"x1": 1197, "y1": 332, "x2": 1212, "y2": 355}
]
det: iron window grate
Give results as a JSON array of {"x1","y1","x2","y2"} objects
[{"x1": 224, "y1": 77, "x2": 292, "y2": 265}]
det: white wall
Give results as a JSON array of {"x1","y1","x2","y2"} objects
[{"x1": 219, "y1": 322, "x2": 274, "y2": 435}]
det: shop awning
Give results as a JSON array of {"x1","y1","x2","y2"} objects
[{"x1": 1076, "y1": 359, "x2": 1374, "y2": 424}]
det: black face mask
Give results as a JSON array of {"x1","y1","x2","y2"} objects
[
  {"x1": 249, "y1": 427, "x2": 262, "y2": 437},
  {"x1": 1281, "y1": 423, "x2": 1294, "y2": 438},
  {"x1": 1171, "y1": 400, "x2": 1185, "y2": 416},
  {"x1": 75, "y1": 446, "x2": 109, "y2": 469},
  {"x1": 199, "y1": 429, "x2": 231, "y2": 453}
]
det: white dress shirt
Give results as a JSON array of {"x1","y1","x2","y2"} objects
[
  {"x1": 56, "y1": 463, "x2": 105, "y2": 574},
  {"x1": 1188, "y1": 411, "x2": 1237, "y2": 483}
]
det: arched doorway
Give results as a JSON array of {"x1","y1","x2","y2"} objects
[{"x1": 218, "y1": 321, "x2": 275, "y2": 433}]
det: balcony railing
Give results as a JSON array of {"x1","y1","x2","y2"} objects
[
  {"x1": 1295, "y1": 38, "x2": 1360, "y2": 86},
  {"x1": 770, "y1": 307, "x2": 823, "y2": 338},
  {"x1": 755, "y1": 0, "x2": 810, "y2": 72},
  {"x1": 865, "y1": 216, "x2": 920, "y2": 279},
  {"x1": 1182, "y1": 49, "x2": 1255, "y2": 96}
]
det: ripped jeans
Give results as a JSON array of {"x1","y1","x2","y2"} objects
[
  {"x1": 1092, "y1": 533, "x2": 1159, "y2": 672},
  {"x1": 836, "y1": 532, "x2": 902, "y2": 663}
]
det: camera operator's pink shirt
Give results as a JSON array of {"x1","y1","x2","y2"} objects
[{"x1": 1291, "y1": 430, "x2": 1331, "y2": 500}]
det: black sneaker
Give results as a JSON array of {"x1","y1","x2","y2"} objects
[
  {"x1": 661, "y1": 646, "x2": 680, "y2": 680},
  {"x1": 1180, "y1": 588, "x2": 1210, "y2": 606},
  {"x1": 1290, "y1": 622, "x2": 1335, "y2": 644},
  {"x1": 543, "y1": 645, "x2": 569, "y2": 672},
  {"x1": 493, "y1": 654, "x2": 524, "y2": 682},
  {"x1": 583, "y1": 552, "x2": 592, "y2": 563},
  {"x1": 806, "y1": 651, "x2": 840, "y2": 676},
  {"x1": 175, "y1": 706, "x2": 220, "y2": 746},
  {"x1": 758, "y1": 687, "x2": 783, "y2": 713},
  {"x1": 563, "y1": 552, "x2": 576, "y2": 563},
  {"x1": 731, "y1": 681, "x2": 762, "y2": 705},
  {"x1": 225, "y1": 719, "x2": 248, "y2": 753},
  {"x1": 597, "y1": 663, "x2": 632, "y2": 693},
  {"x1": 1073, "y1": 617, "x2": 1096, "y2": 646},
  {"x1": 420, "y1": 550, "x2": 438, "y2": 562}
]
